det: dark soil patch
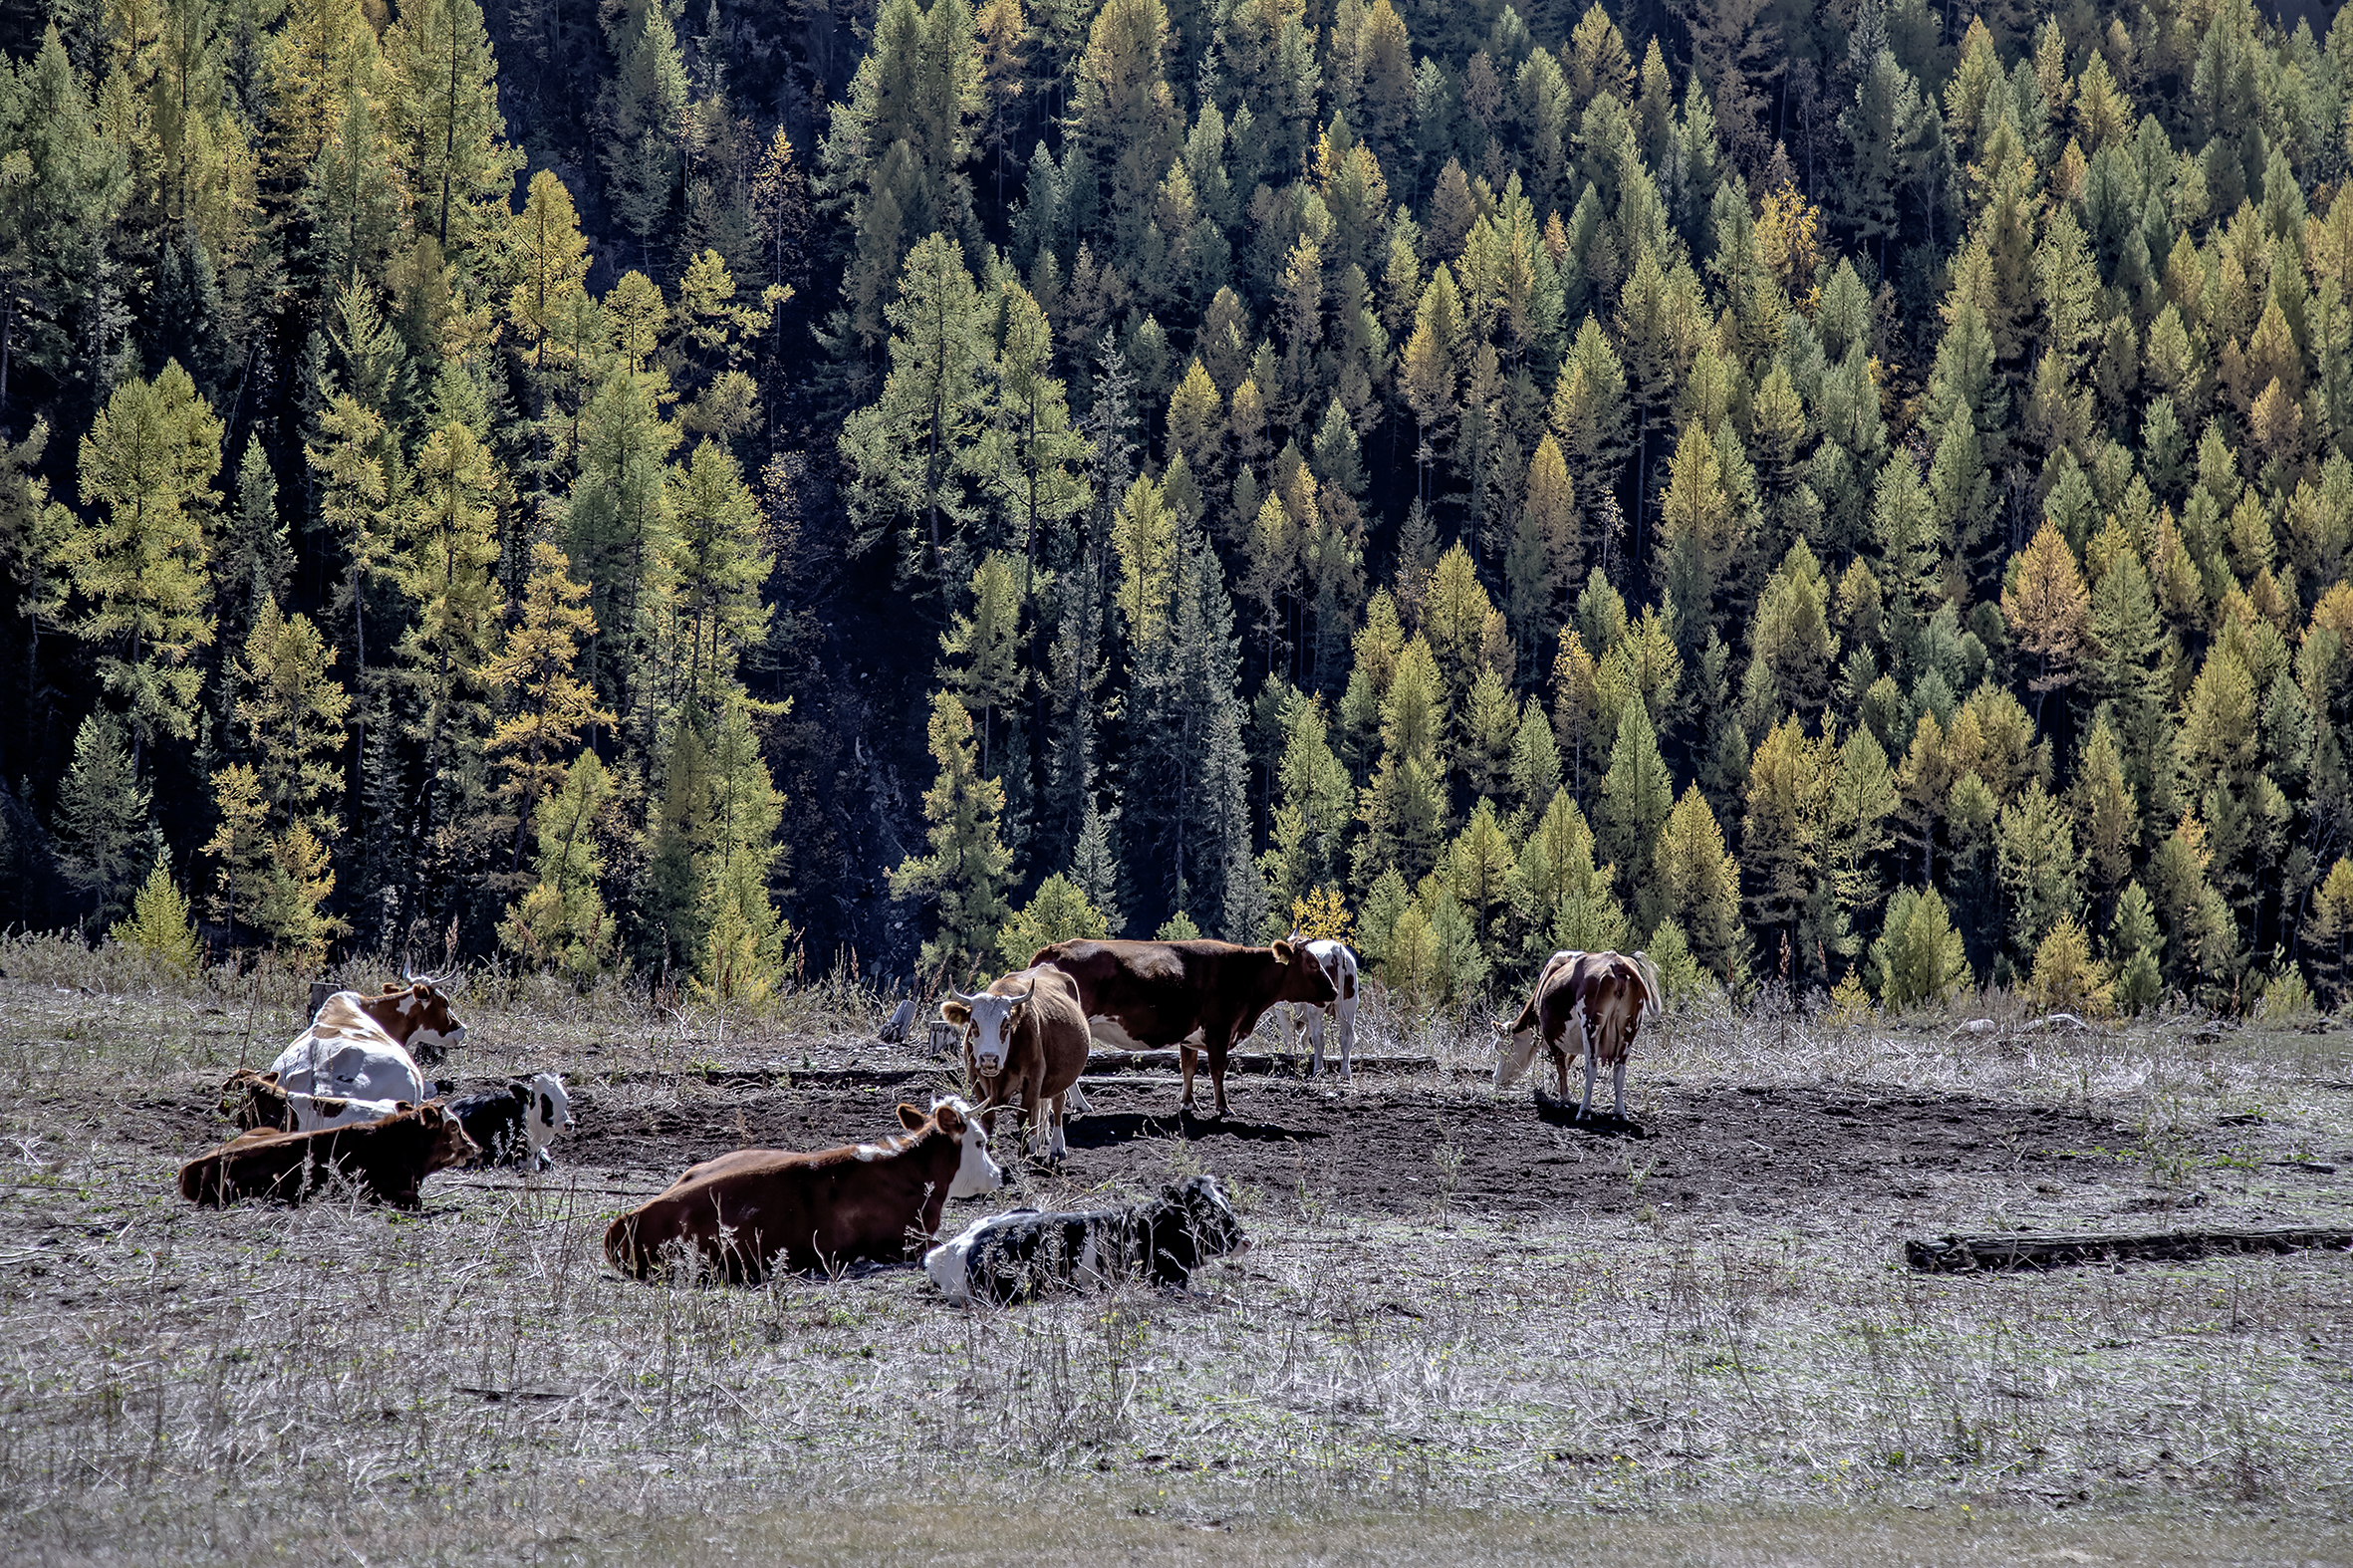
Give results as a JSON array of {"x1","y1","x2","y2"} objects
[
  {"x1": 79, "y1": 1070, "x2": 2172, "y2": 1222},
  {"x1": 544, "y1": 1076, "x2": 2144, "y2": 1222}
]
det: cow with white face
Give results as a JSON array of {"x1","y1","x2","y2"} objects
[
  {"x1": 938, "y1": 967, "x2": 1089, "y2": 1162},
  {"x1": 1280, "y1": 936, "x2": 1360, "y2": 1081}
]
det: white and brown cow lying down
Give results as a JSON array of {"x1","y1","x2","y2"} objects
[
  {"x1": 1280, "y1": 936, "x2": 1360, "y2": 1080},
  {"x1": 219, "y1": 1070, "x2": 422, "y2": 1133},
  {"x1": 939, "y1": 967, "x2": 1088, "y2": 1161},
  {"x1": 923, "y1": 1176, "x2": 1248, "y2": 1305},
  {"x1": 267, "y1": 981, "x2": 467, "y2": 1105},
  {"x1": 602, "y1": 1097, "x2": 1005, "y2": 1282},
  {"x1": 1030, "y1": 937, "x2": 1338, "y2": 1118},
  {"x1": 1494, "y1": 949, "x2": 1663, "y2": 1121},
  {"x1": 178, "y1": 1103, "x2": 477, "y2": 1208},
  {"x1": 447, "y1": 1074, "x2": 574, "y2": 1171}
]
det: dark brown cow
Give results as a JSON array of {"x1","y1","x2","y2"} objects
[
  {"x1": 1029, "y1": 938, "x2": 1338, "y2": 1118},
  {"x1": 602, "y1": 1097, "x2": 1006, "y2": 1282},
  {"x1": 177, "y1": 1103, "x2": 477, "y2": 1207},
  {"x1": 1493, "y1": 949, "x2": 1663, "y2": 1119}
]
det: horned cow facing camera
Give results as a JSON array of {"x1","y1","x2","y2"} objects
[
  {"x1": 938, "y1": 966, "x2": 1089, "y2": 1161},
  {"x1": 602, "y1": 1097, "x2": 1005, "y2": 1282}
]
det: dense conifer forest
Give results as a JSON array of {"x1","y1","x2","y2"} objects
[{"x1": 3, "y1": 0, "x2": 2349, "y2": 1013}]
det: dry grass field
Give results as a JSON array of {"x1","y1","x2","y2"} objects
[{"x1": 3, "y1": 936, "x2": 2352, "y2": 1565}]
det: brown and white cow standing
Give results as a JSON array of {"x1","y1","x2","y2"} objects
[
  {"x1": 602, "y1": 1097, "x2": 1005, "y2": 1282},
  {"x1": 1030, "y1": 937, "x2": 1338, "y2": 1119},
  {"x1": 177, "y1": 1103, "x2": 477, "y2": 1207},
  {"x1": 938, "y1": 966, "x2": 1089, "y2": 1161},
  {"x1": 1493, "y1": 949, "x2": 1663, "y2": 1120}
]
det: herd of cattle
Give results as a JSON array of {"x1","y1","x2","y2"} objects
[{"x1": 168, "y1": 937, "x2": 1661, "y2": 1300}]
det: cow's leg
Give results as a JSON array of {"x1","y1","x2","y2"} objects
[
  {"x1": 1023, "y1": 1067, "x2": 1048, "y2": 1161},
  {"x1": 1306, "y1": 1006, "x2": 1326, "y2": 1077},
  {"x1": 1337, "y1": 993, "x2": 1356, "y2": 1081},
  {"x1": 1612, "y1": 1057, "x2": 1628, "y2": 1120},
  {"x1": 1048, "y1": 1092, "x2": 1068, "y2": 1161},
  {"x1": 1580, "y1": 1048, "x2": 1598, "y2": 1121},
  {"x1": 1178, "y1": 1042, "x2": 1198, "y2": 1113},
  {"x1": 1208, "y1": 1026, "x2": 1233, "y2": 1119}
]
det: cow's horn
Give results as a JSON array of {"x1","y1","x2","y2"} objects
[
  {"x1": 1009, "y1": 982, "x2": 1034, "y2": 1003},
  {"x1": 948, "y1": 989, "x2": 979, "y2": 1006}
]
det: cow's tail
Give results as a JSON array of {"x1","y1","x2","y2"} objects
[{"x1": 1627, "y1": 950, "x2": 1664, "y2": 1021}]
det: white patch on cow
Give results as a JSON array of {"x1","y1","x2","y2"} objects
[
  {"x1": 945, "y1": 1100, "x2": 1006, "y2": 1198},
  {"x1": 1086, "y1": 1015, "x2": 1152, "y2": 1053},
  {"x1": 269, "y1": 1024, "x2": 428, "y2": 1104},
  {"x1": 287, "y1": 1093, "x2": 405, "y2": 1131},
  {"x1": 1063, "y1": 1082, "x2": 1093, "y2": 1116},
  {"x1": 407, "y1": 1023, "x2": 466, "y2": 1053},
  {"x1": 923, "y1": 1209, "x2": 1032, "y2": 1303},
  {"x1": 1493, "y1": 1023, "x2": 1541, "y2": 1089},
  {"x1": 854, "y1": 1143, "x2": 887, "y2": 1161},
  {"x1": 524, "y1": 1073, "x2": 571, "y2": 1169},
  {"x1": 397, "y1": 992, "x2": 419, "y2": 1016}
]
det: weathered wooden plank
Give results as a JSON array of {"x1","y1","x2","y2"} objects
[{"x1": 1906, "y1": 1227, "x2": 2353, "y2": 1272}]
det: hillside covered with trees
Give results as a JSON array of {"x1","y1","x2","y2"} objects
[{"x1": 2, "y1": 0, "x2": 2349, "y2": 1014}]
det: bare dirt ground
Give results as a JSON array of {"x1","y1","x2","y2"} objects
[{"x1": 5, "y1": 951, "x2": 2353, "y2": 1564}]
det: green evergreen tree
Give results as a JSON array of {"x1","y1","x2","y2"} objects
[
  {"x1": 53, "y1": 710, "x2": 150, "y2": 924},
  {"x1": 891, "y1": 690, "x2": 1012, "y2": 981}
]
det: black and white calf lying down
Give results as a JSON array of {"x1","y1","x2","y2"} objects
[
  {"x1": 924, "y1": 1176, "x2": 1248, "y2": 1305},
  {"x1": 446, "y1": 1074, "x2": 574, "y2": 1170}
]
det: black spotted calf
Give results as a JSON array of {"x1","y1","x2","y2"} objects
[
  {"x1": 446, "y1": 1074, "x2": 574, "y2": 1171},
  {"x1": 924, "y1": 1176, "x2": 1247, "y2": 1305}
]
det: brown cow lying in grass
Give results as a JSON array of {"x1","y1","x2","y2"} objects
[
  {"x1": 177, "y1": 1103, "x2": 477, "y2": 1208},
  {"x1": 602, "y1": 1096, "x2": 1005, "y2": 1282},
  {"x1": 939, "y1": 966, "x2": 1089, "y2": 1161},
  {"x1": 1493, "y1": 949, "x2": 1662, "y2": 1120}
]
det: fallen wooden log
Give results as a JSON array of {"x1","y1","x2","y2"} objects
[
  {"x1": 1080, "y1": 1049, "x2": 1439, "y2": 1077},
  {"x1": 1907, "y1": 1227, "x2": 2353, "y2": 1272}
]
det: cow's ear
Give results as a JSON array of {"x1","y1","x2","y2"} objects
[
  {"x1": 934, "y1": 1102, "x2": 965, "y2": 1135},
  {"x1": 394, "y1": 1100, "x2": 414, "y2": 1112},
  {"x1": 940, "y1": 1000, "x2": 970, "y2": 1025},
  {"x1": 897, "y1": 1103, "x2": 926, "y2": 1131},
  {"x1": 1271, "y1": 940, "x2": 1296, "y2": 963}
]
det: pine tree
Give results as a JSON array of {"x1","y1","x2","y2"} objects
[
  {"x1": 1508, "y1": 786, "x2": 1626, "y2": 960},
  {"x1": 1650, "y1": 782, "x2": 1745, "y2": 984},
  {"x1": 938, "y1": 550, "x2": 1024, "y2": 778},
  {"x1": 52, "y1": 362, "x2": 222, "y2": 763},
  {"x1": 599, "y1": 0, "x2": 689, "y2": 256},
  {"x1": 2002, "y1": 520, "x2": 2090, "y2": 726},
  {"x1": 1870, "y1": 885, "x2": 1971, "y2": 1008},
  {"x1": 395, "y1": 417, "x2": 500, "y2": 806},
  {"x1": 1996, "y1": 779, "x2": 2079, "y2": 969},
  {"x1": 995, "y1": 872, "x2": 1108, "y2": 968},
  {"x1": 690, "y1": 704, "x2": 791, "y2": 1007},
  {"x1": 1598, "y1": 693, "x2": 1671, "y2": 906},
  {"x1": 891, "y1": 690, "x2": 1012, "y2": 980},
  {"x1": 385, "y1": 0, "x2": 519, "y2": 255},
  {"x1": 111, "y1": 853, "x2": 200, "y2": 974},
  {"x1": 53, "y1": 710, "x2": 150, "y2": 924},
  {"x1": 1262, "y1": 691, "x2": 1353, "y2": 916},
  {"x1": 839, "y1": 233, "x2": 984, "y2": 581},
  {"x1": 1355, "y1": 635, "x2": 1449, "y2": 888},
  {"x1": 228, "y1": 597, "x2": 351, "y2": 842},
  {"x1": 482, "y1": 542, "x2": 613, "y2": 878},
  {"x1": 497, "y1": 749, "x2": 618, "y2": 983},
  {"x1": 662, "y1": 438, "x2": 773, "y2": 714},
  {"x1": 567, "y1": 287, "x2": 680, "y2": 720},
  {"x1": 821, "y1": 0, "x2": 983, "y2": 348}
]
